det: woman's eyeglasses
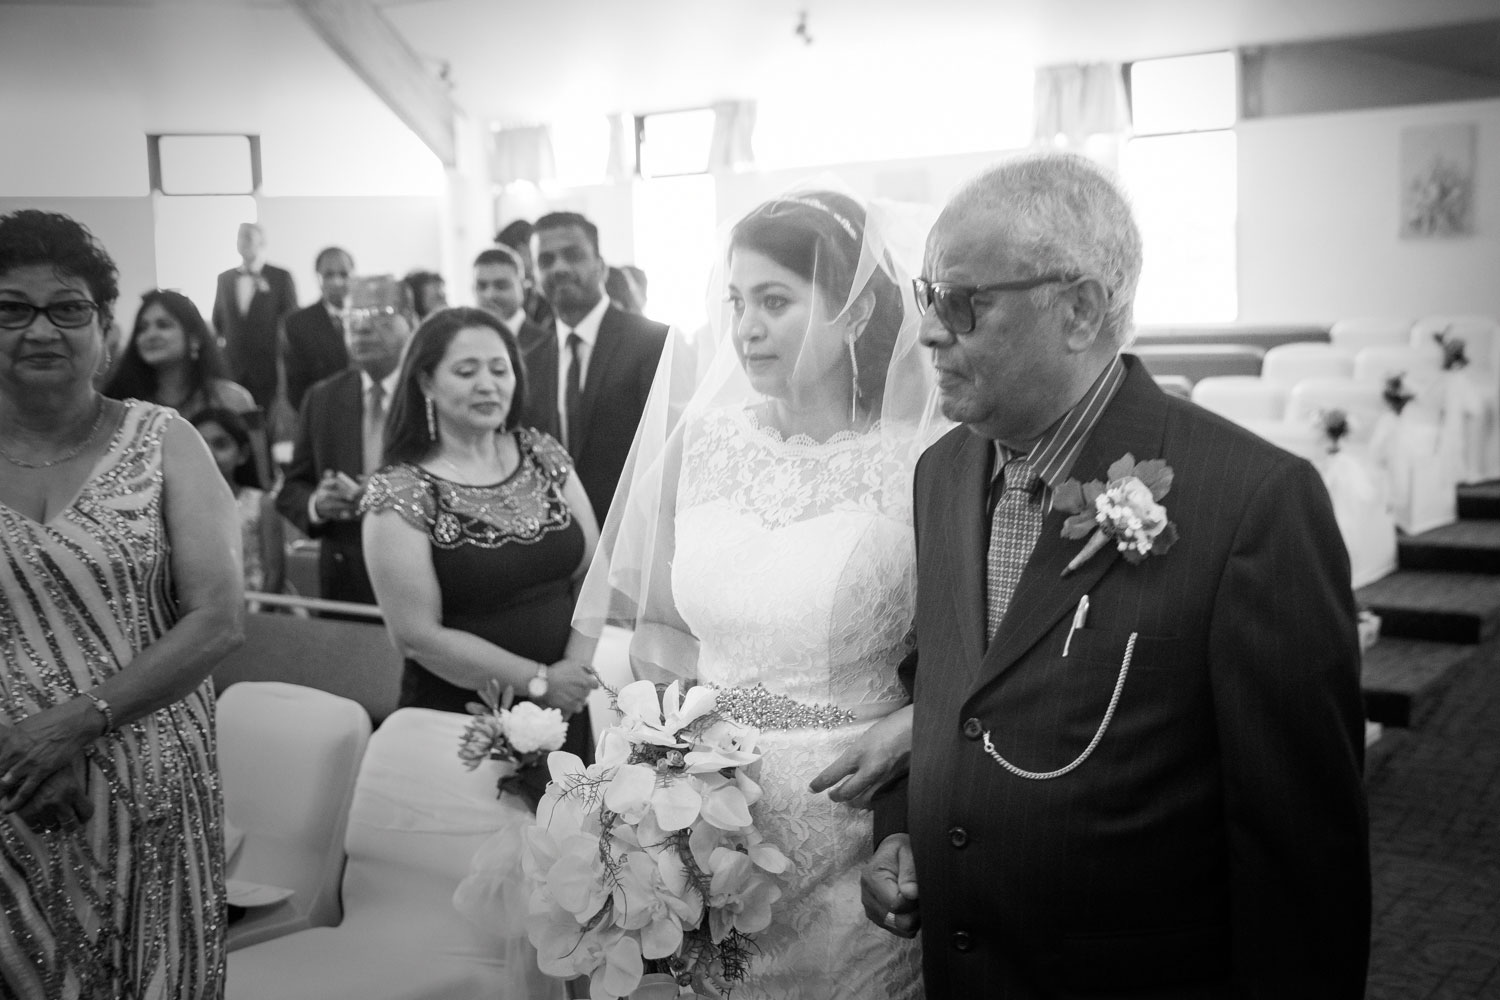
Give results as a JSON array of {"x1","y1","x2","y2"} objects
[
  {"x1": 0, "y1": 300, "x2": 100, "y2": 330},
  {"x1": 911, "y1": 275, "x2": 1078, "y2": 335}
]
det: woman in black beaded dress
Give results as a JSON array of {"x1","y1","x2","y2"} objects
[{"x1": 360, "y1": 307, "x2": 599, "y2": 801}]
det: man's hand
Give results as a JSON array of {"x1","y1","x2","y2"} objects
[
  {"x1": 809, "y1": 704, "x2": 911, "y2": 809},
  {"x1": 861, "y1": 833, "x2": 920, "y2": 938},
  {"x1": 313, "y1": 470, "x2": 363, "y2": 521}
]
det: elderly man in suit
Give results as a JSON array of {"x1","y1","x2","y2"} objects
[
  {"x1": 524, "y1": 211, "x2": 667, "y2": 522},
  {"x1": 281, "y1": 246, "x2": 353, "y2": 413},
  {"x1": 276, "y1": 274, "x2": 413, "y2": 608},
  {"x1": 211, "y1": 221, "x2": 297, "y2": 411},
  {"x1": 862, "y1": 153, "x2": 1370, "y2": 998}
]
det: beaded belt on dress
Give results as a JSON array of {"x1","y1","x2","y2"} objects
[{"x1": 711, "y1": 683, "x2": 906, "y2": 731}]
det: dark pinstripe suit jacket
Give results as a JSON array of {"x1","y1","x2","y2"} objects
[{"x1": 880, "y1": 355, "x2": 1370, "y2": 999}]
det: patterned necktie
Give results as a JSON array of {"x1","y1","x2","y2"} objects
[
  {"x1": 986, "y1": 457, "x2": 1043, "y2": 643},
  {"x1": 564, "y1": 332, "x2": 584, "y2": 451},
  {"x1": 363, "y1": 381, "x2": 386, "y2": 475}
]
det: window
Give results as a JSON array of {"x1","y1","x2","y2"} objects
[
  {"x1": 149, "y1": 134, "x2": 259, "y2": 195},
  {"x1": 1123, "y1": 53, "x2": 1238, "y2": 323},
  {"x1": 632, "y1": 174, "x2": 717, "y2": 334},
  {"x1": 636, "y1": 108, "x2": 716, "y2": 179}
]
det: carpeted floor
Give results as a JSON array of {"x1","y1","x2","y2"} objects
[{"x1": 1365, "y1": 635, "x2": 1500, "y2": 998}]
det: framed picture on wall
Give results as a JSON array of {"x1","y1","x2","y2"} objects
[{"x1": 1399, "y1": 122, "x2": 1476, "y2": 239}]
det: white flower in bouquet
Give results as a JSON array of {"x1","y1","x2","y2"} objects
[
  {"x1": 517, "y1": 682, "x2": 791, "y2": 1000},
  {"x1": 502, "y1": 700, "x2": 569, "y2": 754}
]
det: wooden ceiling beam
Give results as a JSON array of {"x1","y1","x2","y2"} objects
[{"x1": 292, "y1": 0, "x2": 458, "y2": 167}]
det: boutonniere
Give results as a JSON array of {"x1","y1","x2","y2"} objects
[
  {"x1": 1053, "y1": 453, "x2": 1178, "y2": 576},
  {"x1": 1382, "y1": 372, "x2": 1414, "y2": 415},
  {"x1": 254, "y1": 275, "x2": 271, "y2": 295}
]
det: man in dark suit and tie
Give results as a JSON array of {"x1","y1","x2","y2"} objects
[
  {"x1": 281, "y1": 246, "x2": 353, "y2": 413},
  {"x1": 863, "y1": 153, "x2": 1370, "y2": 998},
  {"x1": 276, "y1": 274, "x2": 413, "y2": 607},
  {"x1": 522, "y1": 211, "x2": 667, "y2": 522},
  {"x1": 211, "y1": 221, "x2": 298, "y2": 411}
]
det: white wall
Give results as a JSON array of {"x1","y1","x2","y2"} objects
[
  {"x1": 0, "y1": 4, "x2": 447, "y2": 312},
  {"x1": 1239, "y1": 97, "x2": 1500, "y2": 323}
]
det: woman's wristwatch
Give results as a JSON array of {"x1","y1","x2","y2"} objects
[{"x1": 527, "y1": 663, "x2": 550, "y2": 700}]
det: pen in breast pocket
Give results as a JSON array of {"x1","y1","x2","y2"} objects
[{"x1": 1062, "y1": 594, "x2": 1090, "y2": 658}]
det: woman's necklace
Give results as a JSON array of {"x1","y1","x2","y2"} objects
[{"x1": 0, "y1": 398, "x2": 108, "y2": 469}]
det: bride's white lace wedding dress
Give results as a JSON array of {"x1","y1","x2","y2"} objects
[{"x1": 672, "y1": 407, "x2": 924, "y2": 1000}]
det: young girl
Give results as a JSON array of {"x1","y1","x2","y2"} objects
[{"x1": 191, "y1": 407, "x2": 285, "y2": 603}]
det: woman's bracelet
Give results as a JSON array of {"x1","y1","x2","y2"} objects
[{"x1": 80, "y1": 691, "x2": 115, "y2": 734}]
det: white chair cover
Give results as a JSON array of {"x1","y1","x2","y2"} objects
[
  {"x1": 226, "y1": 708, "x2": 562, "y2": 1000},
  {"x1": 1261, "y1": 343, "x2": 1355, "y2": 386},
  {"x1": 1190, "y1": 376, "x2": 1286, "y2": 423},
  {"x1": 1409, "y1": 316, "x2": 1500, "y2": 482},
  {"x1": 1369, "y1": 411, "x2": 1458, "y2": 535},
  {"x1": 1412, "y1": 315, "x2": 1500, "y2": 370},
  {"x1": 1312, "y1": 451, "x2": 1398, "y2": 589},
  {"x1": 1284, "y1": 377, "x2": 1386, "y2": 449},
  {"x1": 219, "y1": 682, "x2": 371, "y2": 951},
  {"x1": 1329, "y1": 317, "x2": 1414, "y2": 354}
]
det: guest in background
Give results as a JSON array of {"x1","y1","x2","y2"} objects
[
  {"x1": 404, "y1": 269, "x2": 448, "y2": 320},
  {"x1": 473, "y1": 244, "x2": 547, "y2": 350},
  {"x1": 0, "y1": 208, "x2": 241, "y2": 999},
  {"x1": 282, "y1": 246, "x2": 354, "y2": 414},
  {"x1": 361, "y1": 306, "x2": 598, "y2": 804},
  {"x1": 276, "y1": 274, "x2": 413, "y2": 608},
  {"x1": 103, "y1": 288, "x2": 271, "y2": 486},
  {"x1": 496, "y1": 218, "x2": 552, "y2": 329},
  {"x1": 191, "y1": 406, "x2": 284, "y2": 602},
  {"x1": 211, "y1": 222, "x2": 297, "y2": 413},
  {"x1": 525, "y1": 211, "x2": 669, "y2": 522}
]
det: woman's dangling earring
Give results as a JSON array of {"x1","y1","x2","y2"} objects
[
  {"x1": 846, "y1": 332, "x2": 861, "y2": 425},
  {"x1": 425, "y1": 395, "x2": 437, "y2": 440}
]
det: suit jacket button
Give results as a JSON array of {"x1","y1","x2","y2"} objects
[
  {"x1": 948, "y1": 826, "x2": 968, "y2": 848},
  {"x1": 952, "y1": 930, "x2": 973, "y2": 952},
  {"x1": 962, "y1": 717, "x2": 982, "y2": 740}
]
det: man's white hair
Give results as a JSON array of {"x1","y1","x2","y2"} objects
[{"x1": 948, "y1": 152, "x2": 1143, "y2": 348}]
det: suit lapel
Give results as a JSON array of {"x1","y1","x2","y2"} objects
[
  {"x1": 941, "y1": 430, "x2": 994, "y2": 683},
  {"x1": 973, "y1": 358, "x2": 1171, "y2": 689},
  {"x1": 333, "y1": 371, "x2": 365, "y2": 475},
  {"x1": 576, "y1": 307, "x2": 624, "y2": 456},
  {"x1": 521, "y1": 326, "x2": 561, "y2": 438}
]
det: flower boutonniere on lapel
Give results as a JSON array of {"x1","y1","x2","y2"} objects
[
  {"x1": 1053, "y1": 453, "x2": 1178, "y2": 576},
  {"x1": 254, "y1": 274, "x2": 271, "y2": 296}
]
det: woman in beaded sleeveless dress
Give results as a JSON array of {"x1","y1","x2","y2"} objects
[
  {"x1": 361, "y1": 307, "x2": 600, "y2": 809},
  {"x1": 575, "y1": 190, "x2": 946, "y2": 999},
  {"x1": 1, "y1": 209, "x2": 244, "y2": 1000}
]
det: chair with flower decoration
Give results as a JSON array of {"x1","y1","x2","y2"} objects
[
  {"x1": 1260, "y1": 343, "x2": 1356, "y2": 387},
  {"x1": 1190, "y1": 376, "x2": 1287, "y2": 425},
  {"x1": 1411, "y1": 315, "x2": 1500, "y2": 482},
  {"x1": 225, "y1": 707, "x2": 564, "y2": 1000}
]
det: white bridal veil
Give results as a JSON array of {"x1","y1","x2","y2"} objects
[{"x1": 573, "y1": 179, "x2": 949, "y2": 682}]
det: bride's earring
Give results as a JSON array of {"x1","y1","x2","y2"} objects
[
  {"x1": 425, "y1": 395, "x2": 437, "y2": 440},
  {"x1": 846, "y1": 332, "x2": 861, "y2": 424}
]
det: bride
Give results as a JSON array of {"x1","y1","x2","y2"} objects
[{"x1": 574, "y1": 187, "x2": 947, "y2": 999}]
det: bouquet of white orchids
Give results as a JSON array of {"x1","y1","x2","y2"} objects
[{"x1": 523, "y1": 679, "x2": 789, "y2": 1000}]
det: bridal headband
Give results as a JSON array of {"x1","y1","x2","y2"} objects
[{"x1": 778, "y1": 196, "x2": 861, "y2": 243}]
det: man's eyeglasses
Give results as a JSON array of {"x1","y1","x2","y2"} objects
[
  {"x1": 344, "y1": 305, "x2": 402, "y2": 332},
  {"x1": 911, "y1": 275, "x2": 1078, "y2": 335},
  {"x1": 0, "y1": 300, "x2": 100, "y2": 331}
]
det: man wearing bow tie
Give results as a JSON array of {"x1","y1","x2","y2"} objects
[
  {"x1": 211, "y1": 222, "x2": 297, "y2": 412},
  {"x1": 863, "y1": 153, "x2": 1370, "y2": 998}
]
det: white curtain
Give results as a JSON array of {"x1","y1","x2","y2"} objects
[
  {"x1": 1033, "y1": 63, "x2": 1130, "y2": 162},
  {"x1": 709, "y1": 99, "x2": 756, "y2": 171},
  {"x1": 490, "y1": 125, "x2": 556, "y2": 185}
]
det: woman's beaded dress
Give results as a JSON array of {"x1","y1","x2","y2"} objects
[{"x1": 0, "y1": 402, "x2": 226, "y2": 999}]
